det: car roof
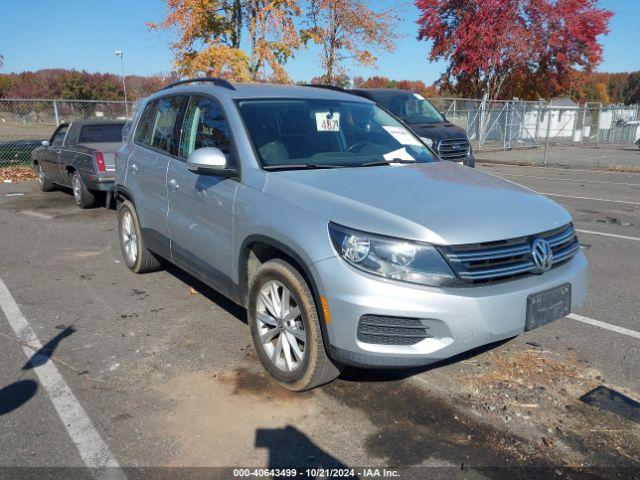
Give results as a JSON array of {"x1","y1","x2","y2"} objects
[
  {"x1": 352, "y1": 88, "x2": 412, "y2": 95},
  {"x1": 149, "y1": 82, "x2": 372, "y2": 103},
  {"x1": 71, "y1": 119, "x2": 126, "y2": 126}
]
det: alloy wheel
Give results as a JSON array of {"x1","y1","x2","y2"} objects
[
  {"x1": 72, "y1": 175, "x2": 82, "y2": 204},
  {"x1": 37, "y1": 165, "x2": 45, "y2": 186},
  {"x1": 121, "y1": 209, "x2": 138, "y2": 265},
  {"x1": 255, "y1": 280, "x2": 306, "y2": 372}
]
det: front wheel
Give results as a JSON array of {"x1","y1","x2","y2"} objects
[
  {"x1": 248, "y1": 259, "x2": 342, "y2": 391},
  {"x1": 35, "y1": 163, "x2": 55, "y2": 192}
]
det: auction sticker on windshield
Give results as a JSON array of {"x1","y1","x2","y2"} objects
[
  {"x1": 384, "y1": 147, "x2": 415, "y2": 162},
  {"x1": 383, "y1": 126, "x2": 422, "y2": 146},
  {"x1": 315, "y1": 111, "x2": 341, "y2": 132}
]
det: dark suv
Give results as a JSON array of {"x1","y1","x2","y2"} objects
[{"x1": 351, "y1": 89, "x2": 475, "y2": 167}]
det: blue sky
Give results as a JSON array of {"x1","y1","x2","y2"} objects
[{"x1": 0, "y1": 0, "x2": 637, "y2": 83}]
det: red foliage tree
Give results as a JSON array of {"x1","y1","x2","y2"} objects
[
  {"x1": 416, "y1": 0, "x2": 613, "y2": 100},
  {"x1": 0, "y1": 70, "x2": 176, "y2": 100}
]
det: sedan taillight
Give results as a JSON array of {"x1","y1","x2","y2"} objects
[{"x1": 95, "y1": 152, "x2": 106, "y2": 172}]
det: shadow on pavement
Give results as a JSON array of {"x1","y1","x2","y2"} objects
[
  {"x1": 0, "y1": 379, "x2": 38, "y2": 415},
  {"x1": 22, "y1": 326, "x2": 76, "y2": 370},
  {"x1": 165, "y1": 264, "x2": 247, "y2": 324},
  {"x1": 256, "y1": 425, "x2": 353, "y2": 477}
]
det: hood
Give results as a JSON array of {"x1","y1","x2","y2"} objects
[
  {"x1": 264, "y1": 161, "x2": 571, "y2": 245},
  {"x1": 408, "y1": 122, "x2": 467, "y2": 142}
]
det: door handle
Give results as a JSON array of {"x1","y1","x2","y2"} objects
[
  {"x1": 169, "y1": 178, "x2": 179, "y2": 191},
  {"x1": 130, "y1": 163, "x2": 139, "y2": 173}
]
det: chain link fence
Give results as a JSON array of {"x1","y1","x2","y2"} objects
[
  {"x1": 1, "y1": 97, "x2": 639, "y2": 170},
  {"x1": 0, "y1": 99, "x2": 132, "y2": 168},
  {"x1": 428, "y1": 98, "x2": 640, "y2": 169}
]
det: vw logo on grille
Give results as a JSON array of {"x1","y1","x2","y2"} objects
[{"x1": 531, "y1": 238, "x2": 554, "y2": 273}]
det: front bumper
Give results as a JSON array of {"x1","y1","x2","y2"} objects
[{"x1": 312, "y1": 250, "x2": 588, "y2": 368}]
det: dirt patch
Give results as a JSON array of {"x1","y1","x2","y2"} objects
[
  {"x1": 600, "y1": 166, "x2": 640, "y2": 174},
  {"x1": 456, "y1": 347, "x2": 640, "y2": 469},
  {"x1": 327, "y1": 374, "x2": 546, "y2": 472},
  {"x1": 0, "y1": 166, "x2": 36, "y2": 183},
  {"x1": 155, "y1": 368, "x2": 324, "y2": 467}
]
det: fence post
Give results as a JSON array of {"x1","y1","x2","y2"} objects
[
  {"x1": 53, "y1": 100, "x2": 60, "y2": 126},
  {"x1": 503, "y1": 103, "x2": 508, "y2": 150},
  {"x1": 543, "y1": 107, "x2": 551, "y2": 166}
]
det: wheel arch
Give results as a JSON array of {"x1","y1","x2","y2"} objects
[
  {"x1": 114, "y1": 185, "x2": 134, "y2": 206},
  {"x1": 239, "y1": 235, "x2": 334, "y2": 356}
]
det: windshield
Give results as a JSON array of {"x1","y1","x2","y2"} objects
[
  {"x1": 371, "y1": 92, "x2": 445, "y2": 125},
  {"x1": 237, "y1": 99, "x2": 436, "y2": 169}
]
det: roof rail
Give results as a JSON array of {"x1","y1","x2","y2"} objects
[
  {"x1": 303, "y1": 84, "x2": 347, "y2": 92},
  {"x1": 162, "y1": 77, "x2": 236, "y2": 91}
]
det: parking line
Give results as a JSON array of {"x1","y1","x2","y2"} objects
[
  {"x1": 483, "y1": 164, "x2": 640, "y2": 176},
  {"x1": 576, "y1": 229, "x2": 640, "y2": 242},
  {"x1": 539, "y1": 192, "x2": 640, "y2": 205},
  {"x1": 497, "y1": 173, "x2": 640, "y2": 187},
  {"x1": 0, "y1": 278, "x2": 126, "y2": 479},
  {"x1": 568, "y1": 313, "x2": 640, "y2": 340}
]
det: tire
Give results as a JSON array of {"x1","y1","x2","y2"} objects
[
  {"x1": 465, "y1": 155, "x2": 476, "y2": 168},
  {"x1": 35, "y1": 163, "x2": 55, "y2": 192},
  {"x1": 71, "y1": 171, "x2": 96, "y2": 209},
  {"x1": 117, "y1": 200, "x2": 163, "y2": 273},
  {"x1": 248, "y1": 259, "x2": 342, "y2": 391}
]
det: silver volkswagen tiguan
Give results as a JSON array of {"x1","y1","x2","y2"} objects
[{"x1": 115, "y1": 79, "x2": 588, "y2": 391}]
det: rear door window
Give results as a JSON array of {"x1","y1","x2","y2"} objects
[
  {"x1": 134, "y1": 96, "x2": 186, "y2": 156},
  {"x1": 78, "y1": 124, "x2": 124, "y2": 143},
  {"x1": 150, "y1": 96, "x2": 186, "y2": 156},
  {"x1": 179, "y1": 95, "x2": 232, "y2": 159},
  {"x1": 134, "y1": 101, "x2": 157, "y2": 146}
]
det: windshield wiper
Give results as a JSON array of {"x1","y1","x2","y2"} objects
[
  {"x1": 358, "y1": 158, "x2": 417, "y2": 168},
  {"x1": 262, "y1": 163, "x2": 346, "y2": 171}
]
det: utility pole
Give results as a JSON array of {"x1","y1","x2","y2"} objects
[{"x1": 114, "y1": 50, "x2": 129, "y2": 118}]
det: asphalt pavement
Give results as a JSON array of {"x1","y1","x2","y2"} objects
[{"x1": 0, "y1": 163, "x2": 639, "y2": 479}]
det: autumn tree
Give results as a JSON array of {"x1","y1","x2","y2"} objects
[
  {"x1": 0, "y1": 70, "x2": 174, "y2": 100},
  {"x1": 310, "y1": 73, "x2": 351, "y2": 88},
  {"x1": 416, "y1": 0, "x2": 613, "y2": 100},
  {"x1": 306, "y1": 0, "x2": 400, "y2": 85},
  {"x1": 623, "y1": 72, "x2": 640, "y2": 105},
  {"x1": 149, "y1": 0, "x2": 306, "y2": 82},
  {"x1": 245, "y1": 0, "x2": 305, "y2": 82}
]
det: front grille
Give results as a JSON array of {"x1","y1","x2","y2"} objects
[
  {"x1": 437, "y1": 138, "x2": 470, "y2": 160},
  {"x1": 357, "y1": 315, "x2": 432, "y2": 345},
  {"x1": 440, "y1": 223, "x2": 580, "y2": 284}
]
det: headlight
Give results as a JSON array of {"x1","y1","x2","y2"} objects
[
  {"x1": 420, "y1": 137, "x2": 434, "y2": 148},
  {"x1": 329, "y1": 223, "x2": 457, "y2": 287}
]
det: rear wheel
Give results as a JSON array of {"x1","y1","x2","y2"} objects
[
  {"x1": 248, "y1": 259, "x2": 342, "y2": 391},
  {"x1": 35, "y1": 163, "x2": 55, "y2": 192},
  {"x1": 117, "y1": 200, "x2": 163, "y2": 273},
  {"x1": 72, "y1": 171, "x2": 96, "y2": 209}
]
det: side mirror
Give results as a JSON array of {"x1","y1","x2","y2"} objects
[
  {"x1": 41, "y1": 140, "x2": 50, "y2": 147},
  {"x1": 186, "y1": 147, "x2": 234, "y2": 176}
]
